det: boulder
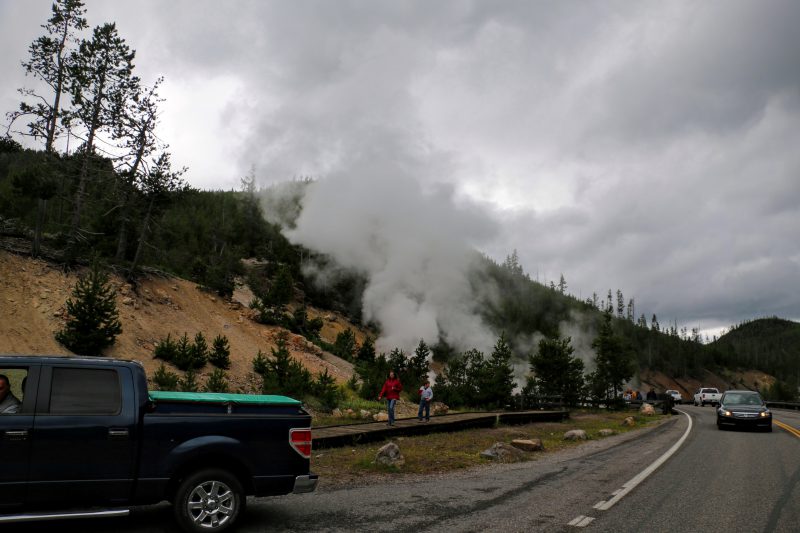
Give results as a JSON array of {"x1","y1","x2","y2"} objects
[
  {"x1": 564, "y1": 429, "x2": 588, "y2": 441},
  {"x1": 360, "y1": 409, "x2": 371, "y2": 419},
  {"x1": 375, "y1": 442, "x2": 405, "y2": 467},
  {"x1": 621, "y1": 416, "x2": 636, "y2": 427},
  {"x1": 431, "y1": 401, "x2": 449, "y2": 415},
  {"x1": 331, "y1": 408, "x2": 343, "y2": 418},
  {"x1": 122, "y1": 297, "x2": 134, "y2": 306},
  {"x1": 598, "y1": 429, "x2": 615, "y2": 437},
  {"x1": 374, "y1": 411, "x2": 389, "y2": 422},
  {"x1": 639, "y1": 403, "x2": 656, "y2": 416},
  {"x1": 480, "y1": 442, "x2": 526, "y2": 461},
  {"x1": 511, "y1": 438, "x2": 544, "y2": 452}
]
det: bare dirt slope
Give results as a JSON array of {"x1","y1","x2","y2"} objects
[
  {"x1": 638, "y1": 368, "x2": 775, "y2": 399},
  {"x1": 0, "y1": 250, "x2": 358, "y2": 391}
]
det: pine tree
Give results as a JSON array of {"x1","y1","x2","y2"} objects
[
  {"x1": 129, "y1": 152, "x2": 186, "y2": 277},
  {"x1": 252, "y1": 349, "x2": 269, "y2": 375},
  {"x1": 67, "y1": 22, "x2": 138, "y2": 247},
  {"x1": 56, "y1": 260, "x2": 122, "y2": 356},
  {"x1": 558, "y1": 274, "x2": 567, "y2": 294},
  {"x1": 173, "y1": 332, "x2": 193, "y2": 371},
  {"x1": 651, "y1": 314, "x2": 660, "y2": 332},
  {"x1": 179, "y1": 368, "x2": 199, "y2": 392},
  {"x1": 205, "y1": 368, "x2": 229, "y2": 393},
  {"x1": 591, "y1": 311, "x2": 634, "y2": 401},
  {"x1": 268, "y1": 265, "x2": 294, "y2": 306},
  {"x1": 209, "y1": 334, "x2": 231, "y2": 369},
  {"x1": 114, "y1": 77, "x2": 165, "y2": 260},
  {"x1": 482, "y1": 333, "x2": 516, "y2": 408},
  {"x1": 407, "y1": 339, "x2": 431, "y2": 387},
  {"x1": 332, "y1": 328, "x2": 357, "y2": 361},
  {"x1": 313, "y1": 368, "x2": 339, "y2": 410},
  {"x1": 9, "y1": 0, "x2": 87, "y2": 153},
  {"x1": 190, "y1": 332, "x2": 208, "y2": 369},
  {"x1": 356, "y1": 337, "x2": 376, "y2": 362},
  {"x1": 616, "y1": 290, "x2": 625, "y2": 318},
  {"x1": 152, "y1": 362, "x2": 179, "y2": 391},
  {"x1": 153, "y1": 333, "x2": 177, "y2": 363},
  {"x1": 527, "y1": 335, "x2": 584, "y2": 406}
]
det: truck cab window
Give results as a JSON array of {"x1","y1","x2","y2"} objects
[{"x1": 50, "y1": 368, "x2": 121, "y2": 415}]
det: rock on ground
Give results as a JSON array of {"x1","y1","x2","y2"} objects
[
  {"x1": 480, "y1": 442, "x2": 526, "y2": 461},
  {"x1": 639, "y1": 403, "x2": 656, "y2": 415},
  {"x1": 511, "y1": 438, "x2": 544, "y2": 452},
  {"x1": 621, "y1": 416, "x2": 636, "y2": 427},
  {"x1": 374, "y1": 411, "x2": 389, "y2": 422},
  {"x1": 431, "y1": 401, "x2": 449, "y2": 415},
  {"x1": 564, "y1": 429, "x2": 588, "y2": 441},
  {"x1": 598, "y1": 429, "x2": 615, "y2": 436},
  {"x1": 375, "y1": 442, "x2": 405, "y2": 467}
]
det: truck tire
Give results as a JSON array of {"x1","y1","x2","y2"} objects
[{"x1": 174, "y1": 468, "x2": 245, "y2": 533}]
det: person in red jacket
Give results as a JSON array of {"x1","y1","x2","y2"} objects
[{"x1": 378, "y1": 370, "x2": 402, "y2": 426}]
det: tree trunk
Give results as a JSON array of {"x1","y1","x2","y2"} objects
[
  {"x1": 69, "y1": 78, "x2": 105, "y2": 248},
  {"x1": 45, "y1": 26, "x2": 69, "y2": 154},
  {"x1": 32, "y1": 198, "x2": 46, "y2": 258},
  {"x1": 115, "y1": 127, "x2": 148, "y2": 260},
  {"x1": 129, "y1": 195, "x2": 154, "y2": 278}
]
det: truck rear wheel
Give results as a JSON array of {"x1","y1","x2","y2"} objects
[{"x1": 174, "y1": 468, "x2": 245, "y2": 533}]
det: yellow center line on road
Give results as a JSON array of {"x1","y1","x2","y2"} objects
[{"x1": 774, "y1": 419, "x2": 800, "y2": 439}]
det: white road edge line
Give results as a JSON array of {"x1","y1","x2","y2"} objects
[
  {"x1": 568, "y1": 515, "x2": 585, "y2": 526},
  {"x1": 568, "y1": 515, "x2": 596, "y2": 527},
  {"x1": 595, "y1": 409, "x2": 693, "y2": 511}
]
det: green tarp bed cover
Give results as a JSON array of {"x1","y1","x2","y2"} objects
[{"x1": 149, "y1": 391, "x2": 301, "y2": 406}]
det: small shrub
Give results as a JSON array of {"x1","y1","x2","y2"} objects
[
  {"x1": 179, "y1": 368, "x2": 199, "y2": 392},
  {"x1": 252, "y1": 349, "x2": 269, "y2": 375},
  {"x1": 209, "y1": 334, "x2": 231, "y2": 369},
  {"x1": 153, "y1": 333, "x2": 178, "y2": 363},
  {"x1": 153, "y1": 363, "x2": 179, "y2": 391},
  {"x1": 173, "y1": 333, "x2": 193, "y2": 370},
  {"x1": 314, "y1": 368, "x2": 340, "y2": 410},
  {"x1": 205, "y1": 368, "x2": 229, "y2": 393}
]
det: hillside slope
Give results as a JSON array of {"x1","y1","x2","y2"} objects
[{"x1": 0, "y1": 250, "x2": 360, "y2": 390}]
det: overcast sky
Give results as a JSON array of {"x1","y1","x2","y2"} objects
[{"x1": 2, "y1": 0, "x2": 799, "y2": 339}]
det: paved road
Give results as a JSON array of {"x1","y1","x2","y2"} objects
[
  {"x1": 14, "y1": 407, "x2": 799, "y2": 532},
  {"x1": 593, "y1": 406, "x2": 800, "y2": 533}
]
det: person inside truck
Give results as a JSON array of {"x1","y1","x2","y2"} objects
[{"x1": 0, "y1": 374, "x2": 21, "y2": 414}]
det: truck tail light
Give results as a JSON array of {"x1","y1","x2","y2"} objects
[{"x1": 290, "y1": 428, "x2": 312, "y2": 459}]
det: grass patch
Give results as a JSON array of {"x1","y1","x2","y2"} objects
[{"x1": 312, "y1": 410, "x2": 669, "y2": 483}]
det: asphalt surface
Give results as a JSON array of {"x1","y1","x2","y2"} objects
[
  {"x1": 12, "y1": 407, "x2": 800, "y2": 533},
  {"x1": 593, "y1": 406, "x2": 800, "y2": 533}
]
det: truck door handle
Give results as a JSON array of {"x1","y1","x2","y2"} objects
[
  {"x1": 3, "y1": 430, "x2": 28, "y2": 441},
  {"x1": 108, "y1": 428, "x2": 129, "y2": 440}
]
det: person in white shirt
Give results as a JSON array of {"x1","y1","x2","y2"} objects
[{"x1": 417, "y1": 380, "x2": 433, "y2": 422}]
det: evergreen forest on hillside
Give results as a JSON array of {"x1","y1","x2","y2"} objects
[{"x1": 1, "y1": 1, "x2": 797, "y2": 403}]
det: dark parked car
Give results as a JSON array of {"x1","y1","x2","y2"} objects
[{"x1": 716, "y1": 390, "x2": 772, "y2": 432}]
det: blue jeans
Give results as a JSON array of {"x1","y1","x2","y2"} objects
[
  {"x1": 387, "y1": 399, "x2": 397, "y2": 424},
  {"x1": 417, "y1": 400, "x2": 430, "y2": 420}
]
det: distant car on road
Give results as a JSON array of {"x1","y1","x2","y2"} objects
[
  {"x1": 694, "y1": 387, "x2": 722, "y2": 406},
  {"x1": 665, "y1": 389, "x2": 683, "y2": 404},
  {"x1": 717, "y1": 390, "x2": 772, "y2": 432}
]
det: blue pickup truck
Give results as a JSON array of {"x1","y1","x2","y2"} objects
[{"x1": 0, "y1": 355, "x2": 317, "y2": 532}]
